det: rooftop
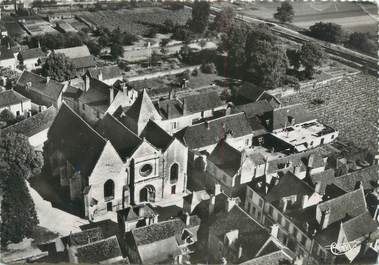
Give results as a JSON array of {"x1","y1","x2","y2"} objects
[
  {"x1": 75, "y1": 236, "x2": 122, "y2": 263},
  {"x1": 0, "y1": 89, "x2": 30, "y2": 107},
  {"x1": 54, "y1": 45, "x2": 91, "y2": 59},
  {"x1": 20, "y1": 47, "x2": 45, "y2": 60},
  {"x1": 271, "y1": 104, "x2": 316, "y2": 131}
]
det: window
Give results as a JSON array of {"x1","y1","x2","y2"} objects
[
  {"x1": 16, "y1": 110, "x2": 20, "y2": 116},
  {"x1": 104, "y1": 179, "x2": 115, "y2": 200},
  {"x1": 171, "y1": 185, "x2": 176, "y2": 194},
  {"x1": 96, "y1": 111, "x2": 100, "y2": 119},
  {"x1": 258, "y1": 199, "x2": 263, "y2": 208},
  {"x1": 245, "y1": 138, "x2": 250, "y2": 146},
  {"x1": 257, "y1": 211, "x2": 261, "y2": 220},
  {"x1": 82, "y1": 104, "x2": 85, "y2": 110},
  {"x1": 170, "y1": 163, "x2": 179, "y2": 183},
  {"x1": 247, "y1": 202, "x2": 251, "y2": 213},
  {"x1": 223, "y1": 175, "x2": 227, "y2": 184},
  {"x1": 301, "y1": 235, "x2": 307, "y2": 246},
  {"x1": 331, "y1": 135, "x2": 335, "y2": 139},
  {"x1": 277, "y1": 214, "x2": 282, "y2": 225},
  {"x1": 293, "y1": 228, "x2": 298, "y2": 239},
  {"x1": 251, "y1": 206, "x2": 256, "y2": 216},
  {"x1": 171, "y1": 121, "x2": 177, "y2": 129},
  {"x1": 320, "y1": 138, "x2": 324, "y2": 144},
  {"x1": 284, "y1": 220, "x2": 290, "y2": 231},
  {"x1": 268, "y1": 205, "x2": 274, "y2": 217},
  {"x1": 140, "y1": 164, "x2": 153, "y2": 177}
]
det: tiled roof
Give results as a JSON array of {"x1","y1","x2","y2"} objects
[
  {"x1": 65, "y1": 227, "x2": 104, "y2": 246},
  {"x1": 131, "y1": 216, "x2": 200, "y2": 246},
  {"x1": 54, "y1": 45, "x2": 91, "y2": 59},
  {"x1": 182, "y1": 91, "x2": 224, "y2": 114},
  {"x1": 233, "y1": 101, "x2": 274, "y2": 118},
  {"x1": 342, "y1": 211, "x2": 378, "y2": 242},
  {"x1": 96, "y1": 113, "x2": 142, "y2": 159},
  {"x1": 0, "y1": 89, "x2": 30, "y2": 107},
  {"x1": 71, "y1": 55, "x2": 96, "y2": 69},
  {"x1": 310, "y1": 169, "x2": 336, "y2": 195},
  {"x1": 47, "y1": 102, "x2": 107, "y2": 177},
  {"x1": 334, "y1": 165, "x2": 379, "y2": 192},
  {"x1": 17, "y1": 71, "x2": 65, "y2": 101},
  {"x1": 87, "y1": 65, "x2": 122, "y2": 81},
  {"x1": 265, "y1": 172, "x2": 314, "y2": 203},
  {"x1": 271, "y1": 104, "x2": 316, "y2": 130},
  {"x1": 140, "y1": 120, "x2": 173, "y2": 151},
  {"x1": 208, "y1": 140, "x2": 242, "y2": 176},
  {"x1": 317, "y1": 187, "x2": 367, "y2": 228},
  {"x1": 75, "y1": 236, "x2": 122, "y2": 263},
  {"x1": 62, "y1": 85, "x2": 82, "y2": 100},
  {"x1": 20, "y1": 47, "x2": 45, "y2": 60},
  {"x1": 2, "y1": 106, "x2": 57, "y2": 137},
  {"x1": 176, "y1": 113, "x2": 252, "y2": 150}
]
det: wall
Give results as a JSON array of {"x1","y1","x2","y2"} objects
[
  {"x1": 29, "y1": 128, "x2": 48, "y2": 149},
  {"x1": 0, "y1": 58, "x2": 16, "y2": 70},
  {"x1": 0, "y1": 99, "x2": 31, "y2": 117},
  {"x1": 24, "y1": 58, "x2": 41, "y2": 70},
  {"x1": 125, "y1": 65, "x2": 200, "y2": 82}
]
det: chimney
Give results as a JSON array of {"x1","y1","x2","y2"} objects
[
  {"x1": 209, "y1": 195, "x2": 215, "y2": 216},
  {"x1": 270, "y1": 223, "x2": 279, "y2": 239},
  {"x1": 305, "y1": 222, "x2": 310, "y2": 233},
  {"x1": 214, "y1": 183, "x2": 221, "y2": 195},
  {"x1": 282, "y1": 198, "x2": 288, "y2": 212},
  {"x1": 225, "y1": 197, "x2": 236, "y2": 213},
  {"x1": 205, "y1": 120, "x2": 210, "y2": 130},
  {"x1": 321, "y1": 207, "x2": 331, "y2": 229},
  {"x1": 85, "y1": 75, "x2": 90, "y2": 92},
  {"x1": 238, "y1": 245, "x2": 243, "y2": 259},
  {"x1": 184, "y1": 212, "x2": 190, "y2": 226},
  {"x1": 109, "y1": 87, "x2": 114, "y2": 104},
  {"x1": 153, "y1": 214, "x2": 159, "y2": 224}
]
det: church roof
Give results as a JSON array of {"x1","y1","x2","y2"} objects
[
  {"x1": 47, "y1": 102, "x2": 107, "y2": 177},
  {"x1": 140, "y1": 120, "x2": 173, "y2": 151}
]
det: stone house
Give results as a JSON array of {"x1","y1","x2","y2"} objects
[
  {"x1": 0, "y1": 89, "x2": 31, "y2": 117},
  {"x1": 16, "y1": 70, "x2": 67, "y2": 108}
]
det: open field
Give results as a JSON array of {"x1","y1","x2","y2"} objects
[
  {"x1": 280, "y1": 73, "x2": 378, "y2": 153},
  {"x1": 213, "y1": 2, "x2": 377, "y2": 35}
]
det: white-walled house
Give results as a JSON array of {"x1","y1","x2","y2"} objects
[{"x1": 0, "y1": 89, "x2": 31, "y2": 117}]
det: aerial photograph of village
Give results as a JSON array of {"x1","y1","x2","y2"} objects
[{"x1": 0, "y1": 0, "x2": 378, "y2": 264}]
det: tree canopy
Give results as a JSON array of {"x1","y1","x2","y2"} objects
[
  {"x1": 110, "y1": 43, "x2": 125, "y2": 60},
  {"x1": 345, "y1": 32, "x2": 377, "y2": 56},
  {"x1": 308, "y1": 22, "x2": 344, "y2": 43},
  {"x1": 41, "y1": 52, "x2": 76, "y2": 82},
  {"x1": 191, "y1": 1, "x2": 210, "y2": 33},
  {"x1": 274, "y1": 2, "x2": 295, "y2": 23},
  {"x1": 212, "y1": 7, "x2": 235, "y2": 33}
]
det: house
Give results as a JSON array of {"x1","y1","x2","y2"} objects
[
  {"x1": 205, "y1": 194, "x2": 294, "y2": 264},
  {"x1": 0, "y1": 89, "x2": 31, "y2": 117},
  {"x1": 106, "y1": 81, "x2": 138, "y2": 115},
  {"x1": 117, "y1": 204, "x2": 158, "y2": 233},
  {"x1": 53, "y1": 45, "x2": 96, "y2": 74},
  {"x1": 155, "y1": 91, "x2": 227, "y2": 134},
  {"x1": 175, "y1": 112, "x2": 254, "y2": 167},
  {"x1": 16, "y1": 71, "x2": 67, "y2": 108},
  {"x1": 269, "y1": 104, "x2": 338, "y2": 152},
  {"x1": 2, "y1": 106, "x2": 57, "y2": 150},
  {"x1": 0, "y1": 46, "x2": 16, "y2": 69},
  {"x1": 45, "y1": 102, "x2": 188, "y2": 220},
  {"x1": 85, "y1": 65, "x2": 123, "y2": 86},
  {"x1": 124, "y1": 214, "x2": 200, "y2": 264},
  {"x1": 17, "y1": 47, "x2": 45, "y2": 70}
]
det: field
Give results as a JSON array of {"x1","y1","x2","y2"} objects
[
  {"x1": 213, "y1": 2, "x2": 377, "y2": 35},
  {"x1": 76, "y1": 7, "x2": 191, "y2": 35},
  {"x1": 280, "y1": 73, "x2": 378, "y2": 153}
]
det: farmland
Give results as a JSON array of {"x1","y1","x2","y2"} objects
[
  {"x1": 75, "y1": 7, "x2": 191, "y2": 35},
  {"x1": 280, "y1": 73, "x2": 378, "y2": 153}
]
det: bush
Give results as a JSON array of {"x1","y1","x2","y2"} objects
[
  {"x1": 192, "y1": 68, "x2": 198, "y2": 76},
  {"x1": 310, "y1": 98, "x2": 324, "y2": 105},
  {"x1": 201, "y1": 62, "x2": 217, "y2": 74}
]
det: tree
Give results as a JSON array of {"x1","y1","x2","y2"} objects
[
  {"x1": 151, "y1": 51, "x2": 162, "y2": 66},
  {"x1": 1, "y1": 165, "x2": 39, "y2": 247},
  {"x1": 308, "y1": 22, "x2": 344, "y2": 43},
  {"x1": 86, "y1": 40, "x2": 101, "y2": 56},
  {"x1": 286, "y1": 48, "x2": 300, "y2": 70},
  {"x1": 345, "y1": 32, "x2": 377, "y2": 56},
  {"x1": 163, "y1": 19, "x2": 175, "y2": 33},
  {"x1": 244, "y1": 40, "x2": 288, "y2": 89},
  {"x1": 191, "y1": 0, "x2": 210, "y2": 33},
  {"x1": 110, "y1": 43, "x2": 124, "y2": 60},
  {"x1": 145, "y1": 28, "x2": 157, "y2": 38},
  {"x1": 172, "y1": 25, "x2": 192, "y2": 42},
  {"x1": 274, "y1": 2, "x2": 294, "y2": 23},
  {"x1": 213, "y1": 7, "x2": 235, "y2": 33},
  {"x1": 298, "y1": 42, "x2": 324, "y2": 78},
  {"x1": 0, "y1": 132, "x2": 43, "y2": 178},
  {"x1": 201, "y1": 62, "x2": 217, "y2": 74},
  {"x1": 179, "y1": 44, "x2": 191, "y2": 63},
  {"x1": 41, "y1": 52, "x2": 76, "y2": 82},
  {"x1": 17, "y1": 52, "x2": 24, "y2": 66},
  {"x1": 0, "y1": 109, "x2": 16, "y2": 125},
  {"x1": 122, "y1": 32, "x2": 138, "y2": 46}
]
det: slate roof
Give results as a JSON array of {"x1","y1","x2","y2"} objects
[
  {"x1": 334, "y1": 165, "x2": 379, "y2": 192},
  {"x1": 310, "y1": 169, "x2": 336, "y2": 195},
  {"x1": 79, "y1": 78, "x2": 110, "y2": 113},
  {"x1": 71, "y1": 55, "x2": 96, "y2": 70},
  {"x1": 87, "y1": 65, "x2": 122, "y2": 81},
  {"x1": 54, "y1": 45, "x2": 91, "y2": 59},
  {"x1": 208, "y1": 140, "x2": 242, "y2": 176},
  {"x1": 176, "y1": 113, "x2": 252, "y2": 150},
  {"x1": 62, "y1": 85, "x2": 82, "y2": 100},
  {"x1": 317, "y1": 187, "x2": 367, "y2": 228},
  {"x1": 17, "y1": 71, "x2": 65, "y2": 101},
  {"x1": 20, "y1": 47, "x2": 45, "y2": 60},
  {"x1": 96, "y1": 113, "x2": 142, "y2": 159},
  {"x1": 271, "y1": 104, "x2": 316, "y2": 130},
  {"x1": 2, "y1": 106, "x2": 57, "y2": 137},
  {"x1": 182, "y1": 91, "x2": 224, "y2": 114},
  {"x1": 342, "y1": 211, "x2": 378, "y2": 242},
  {"x1": 131, "y1": 216, "x2": 200, "y2": 246},
  {"x1": 140, "y1": 120, "x2": 173, "y2": 151},
  {"x1": 0, "y1": 89, "x2": 30, "y2": 107},
  {"x1": 75, "y1": 236, "x2": 122, "y2": 263},
  {"x1": 264, "y1": 172, "x2": 314, "y2": 203},
  {"x1": 47, "y1": 102, "x2": 107, "y2": 177}
]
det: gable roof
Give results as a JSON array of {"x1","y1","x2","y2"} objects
[
  {"x1": 208, "y1": 140, "x2": 242, "y2": 176},
  {"x1": 17, "y1": 71, "x2": 66, "y2": 101},
  {"x1": 334, "y1": 166, "x2": 379, "y2": 192},
  {"x1": 317, "y1": 187, "x2": 367, "y2": 228},
  {"x1": 140, "y1": 120, "x2": 173, "y2": 151},
  {"x1": 272, "y1": 104, "x2": 316, "y2": 130},
  {"x1": 96, "y1": 113, "x2": 142, "y2": 159},
  {"x1": 71, "y1": 56, "x2": 96, "y2": 70},
  {"x1": 182, "y1": 91, "x2": 224, "y2": 114},
  {"x1": 75, "y1": 236, "x2": 122, "y2": 263},
  {"x1": 47, "y1": 102, "x2": 107, "y2": 177},
  {"x1": 65, "y1": 227, "x2": 104, "y2": 246},
  {"x1": 2, "y1": 106, "x2": 57, "y2": 137},
  {"x1": 54, "y1": 45, "x2": 91, "y2": 59},
  {"x1": 176, "y1": 113, "x2": 252, "y2": 150},
  {"x1": 87, "y1": 65, "x2": 122, "y2": 81},
  {"x1": 233, "y1": 101, "x2": 274, "y2": 118},
  {"x1": 341, "y1": 211, "x2": 378, "y2": 242},
  {"x1": 20, "y1": 47, "x2": 45, "y2": 60},
  {"x1": 0, "y1": 89, "x2": 30, "y2": 107}
]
